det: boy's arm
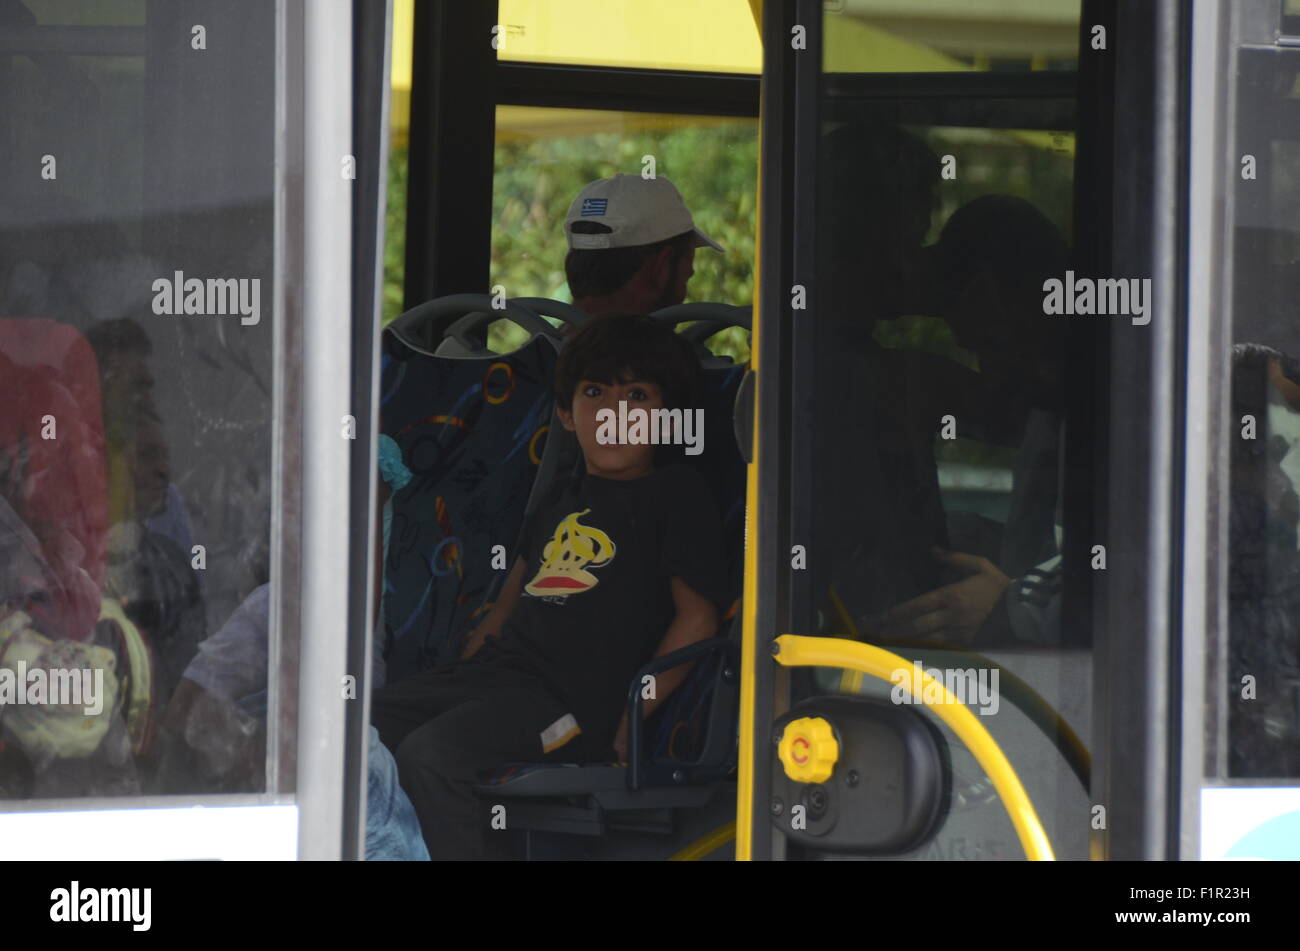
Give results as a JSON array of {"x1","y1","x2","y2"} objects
[
  {"x1": 461, "y1": 556, "x2": 528, "y2": 659},
  {"x1": 612, "y1": 576, "x2": 719, "y2": 759}
]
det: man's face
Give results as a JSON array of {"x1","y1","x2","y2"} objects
[
  {"x1": 652, "y1": 245, "x2": 696, "y2": 310},
  {"x1": 558, "y1": 376, "x2": 664, "y2": 480}
]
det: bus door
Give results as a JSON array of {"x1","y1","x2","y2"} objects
[{"x1": 739, "y1": 0, "x2": 1186, "y2": 860}]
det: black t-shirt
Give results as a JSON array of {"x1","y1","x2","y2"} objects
[{"x1": 477, "y1": 463, "x2": 732, "y2": 747}]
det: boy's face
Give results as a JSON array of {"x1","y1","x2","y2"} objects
[{"x1": 558, "y1": 375, "x2": 664, "y2": 480}]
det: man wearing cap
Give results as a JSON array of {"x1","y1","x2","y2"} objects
[{"x1": 562, "y1": 173, "x2": 723, "y2": 317}]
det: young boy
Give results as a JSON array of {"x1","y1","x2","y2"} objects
[{"x1": 370, "y1": 313, "x2": 732, "y2": 860}]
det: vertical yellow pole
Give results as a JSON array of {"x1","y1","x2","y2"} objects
[{"x1": 735, "y1": 0, "x2": 764, "y2": 863}]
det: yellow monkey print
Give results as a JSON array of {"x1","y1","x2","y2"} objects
[{"x1": 524, "y1": 509, "x2": 616, "y2": 596}]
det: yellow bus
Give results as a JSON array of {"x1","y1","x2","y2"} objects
[{"x1": 1, "y1": 0, "x2": 1298, "y2": 865}]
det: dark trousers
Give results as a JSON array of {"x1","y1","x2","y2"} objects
[{"x1": 371, "y1": 657, "x2": 603, "y2": 860}]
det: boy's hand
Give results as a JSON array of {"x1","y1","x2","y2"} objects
[
  {"x1": 460, "y1": 627, "x2": 484, "y2": 660},
  {"x1": 460, "y1": 557, "x2": 528, "y2": 660}
]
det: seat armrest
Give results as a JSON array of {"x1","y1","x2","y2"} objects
[{"x1": 625, "y1": 636, "x2": 737, "y2": 790}]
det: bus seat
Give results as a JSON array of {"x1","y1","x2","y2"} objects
[
  {"x1": 474, "y1": 619, "x2": 740, "y2": 812},
  {"x1": 379, "y1": 296, "x2": 573, "y2": 680},
  {"x1": 652, "y1": 303, "x2": 751, "y2": 369}
]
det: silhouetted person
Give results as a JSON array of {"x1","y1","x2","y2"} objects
[{"x1": 875, "y1": 195, "x2": 1070, "y2": 647}]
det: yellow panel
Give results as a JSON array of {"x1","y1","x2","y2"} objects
[
  {"x1": 390, "y1": 0, "x2": 414, "y2": 148},
  {"x1": 825, "y1": 17, "x2": 970, "y2": 73},
  {"x1": 392, "y1": 0, "x2": 414, "y2": 91},
  {"x1": 497, "y1": 0, "x2": 761, "y2": 74},
  {"x1": 825, "y1": 0, "x2": 1079, "y2": 72}
]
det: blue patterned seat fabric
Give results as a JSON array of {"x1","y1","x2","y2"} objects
[{"x1": 379, "y1": 329, "x2": 559, "y2": 682}]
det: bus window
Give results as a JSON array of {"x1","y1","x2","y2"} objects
[
  {"x1": 0, "y1": 0, "x2": 293, "y2": 812},
  {"x1": 1212, "y1": 13, "x2": 1300, "y2": 780},
  {"x1": 491, "y1": 105, "x2": 756, "y2": 360}
]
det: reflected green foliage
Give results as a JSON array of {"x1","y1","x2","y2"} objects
[{"x1": 383, "y1": 145, "x2": 408, "y2": 325}]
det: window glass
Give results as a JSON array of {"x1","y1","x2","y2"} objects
[
  {"x1": 490, "y1": 105, "x2": 756, "y2": 361},
  {"x1": 824, "y1": 0, "x2": 1080, "y2": 73},
  {"x1": 1220, "y1": 44, "x2": 1300, "y2": 779},
  {"x1": 496, "y1": 0, "x2": 761, "y2": 74},
  {"x1": 1, "y1": 1, "x2": 284, "y2": 801}
]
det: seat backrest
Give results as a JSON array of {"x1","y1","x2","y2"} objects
[{"x1": 379, "y1": 326, "x2": 562, "y2": 680}]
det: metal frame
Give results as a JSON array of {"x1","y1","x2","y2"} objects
[
  {"x1": 402, "y1": 0, "x2": 497, "y2": 311},
  {"x1": 823, "y1": 71, "x2": 1077, "y2": 100},
  {"x1": 1090, "y1": 0, "x2": 1190, "y2": 861},
  {"x1": 822, "y1": 72, "x2": 1076, "y2": 130},
  {"x1": 1180, "y1": 0, "x2": 1234, "y2": 861},
  {"x1": 342, "y1": 0, "x2": 393, "y2": 863},
  {"x1": 296, "y1": 0, "x2": 355, "y2": 861},
  {"x1": 270, "y1": 0, "x2": 306, "y2": 803},
  {"x1": 1062, "y1": 0, "x2": 1114, "y2": 670},
  {"x1": 495, "y1": 61, "x2": 760, "y2": 116},
  {"x1": 736, "y1": 0, "x2": 807, "y2": 863}
]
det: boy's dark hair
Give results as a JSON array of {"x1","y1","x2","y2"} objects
[
  {"x1": 555, "y1": 312, "x2": 701, "y2": 413},
  {"x1": 564, "y1": 222, "x2": 696, "y2": 299}
]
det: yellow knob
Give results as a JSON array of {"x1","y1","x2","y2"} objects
[{"x1": 777, "y1": 716, "x2": 839, "y2": 784}]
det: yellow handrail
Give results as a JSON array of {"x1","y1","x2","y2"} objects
[
  {"x1": 772, "y1": 634, "x2": 1056, "y2": 861},
  {"x1": 828, "y1": 583, "x2": 1091, "y2": 791},
  {"x1": 669, "y1": 821, "x2": 737, "y2": 861}
]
